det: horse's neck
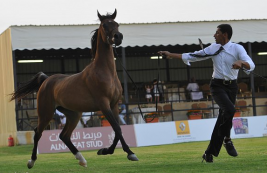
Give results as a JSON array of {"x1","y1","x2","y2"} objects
[{"x1": 94, "y1": 34, "x2": 116, "y2": 72}]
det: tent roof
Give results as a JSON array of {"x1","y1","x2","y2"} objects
[
  {"x1": 10, "y1": 19, "x2": 267, "y2": 50},
  {"x1": 2, "y1": 0, "x2": 267, "y2": 50}
]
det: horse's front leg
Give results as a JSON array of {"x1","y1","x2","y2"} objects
[
  {"x1": 97, "y1": 134, "x2": 119, "y2": 155},
  {"x1": 97, "y1": 107, "x2": 120, "y2": 155},
  {"x1": 97, "y1": 108, "x2": 138, "y2": 161}
]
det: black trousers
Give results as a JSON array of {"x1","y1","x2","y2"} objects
[{"x1": 205, "y1": 79, "x2": 238, "y2": 157}]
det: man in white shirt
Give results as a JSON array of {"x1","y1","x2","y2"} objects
[
  {"x1": 158, "y1": 24, "x2": 255, "y2": 163},
  {"x1": 186, "y1": 77, "x2": 203, "y2": 101},
  {"x1": 55, "y1": 109, "x2": 66, "y2": 129}
]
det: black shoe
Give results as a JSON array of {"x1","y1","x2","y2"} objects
[
  {"x1": 223, "y1": 140, "x2": 238, "y2": 157},
  {"x1": 202, "y1": 153, "x2": 213, "y2": 163}
]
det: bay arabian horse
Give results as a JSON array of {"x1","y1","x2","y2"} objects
[{"x1": 10, "y1": 9, "x2": 138, "y2": 169}]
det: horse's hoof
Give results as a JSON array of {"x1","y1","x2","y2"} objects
[
  {"x1": 97, "y1": 148, "x2": 108, "y2": 155},
  {"x1": 97, "y1": 148, "x2": 103, "y2": 155},
  {"x1": 127, "y1": 154, "x2": 139, "y2": 161},
  {"x1": 27, "y1": 160, "x2": 35, "y2": 169},
  {"x1": 75, "y1": 152, "x2": 87, "y2": 167},
  {"x1": 79, "y1": 161, "x2": 87, "y2": 167}
]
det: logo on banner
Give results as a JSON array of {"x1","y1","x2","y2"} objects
[
  {"x1": 175, "y1": 121, "x2": 190, "y2": 135},
  {"x1": 233, "y1": 118, "x2": 249, "y2": 135}
]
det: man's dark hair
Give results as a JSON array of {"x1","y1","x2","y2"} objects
[{"x1": 217, "y1": 24, "x2": 233, "y2": 40}]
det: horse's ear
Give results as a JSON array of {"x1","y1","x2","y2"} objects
[
  {"x1": 111, "y1": 9, "x2": 117, "y2": 19},
  {"x1": 97, "y1": 10, "x2": 103, "y2": 21}
]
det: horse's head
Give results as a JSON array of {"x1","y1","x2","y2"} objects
[{"x1": 97, "y1": 9, "x2": 123, "y2": 46}]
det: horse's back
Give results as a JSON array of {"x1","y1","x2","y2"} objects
[
  {"x1": 37, "y1": 73, "x2": 90, "y2": 109},
  {"x1": 39, "y1": 73, "x2": 71, "y2": 92}
]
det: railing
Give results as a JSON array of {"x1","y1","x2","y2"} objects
[{"x1": 15, "y1": 89, "x2": 267, "y2": 131}]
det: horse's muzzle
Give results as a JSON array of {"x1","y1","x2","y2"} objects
[{"x1": 113, "y1": 33, "x2": 123, "y2": 46}]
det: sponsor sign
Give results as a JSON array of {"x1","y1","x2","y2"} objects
[
  {"x1": 174, "y1": 120, "x2": 195, "y2": 143},
  {"x1": 175, "y1": 121, "x2": 190, "y2": 135},
  {"x1": 38, "y1": 125, "x2": 137, "y2": 153},
  {"x1": 231, "y1": 116, "x2": 267, "y2": 139},
  {"x1": 233, "y1": 118, "x2": 249, "y2": 135}
]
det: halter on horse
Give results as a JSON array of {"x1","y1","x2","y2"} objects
[{"x1": 10, "y1": 9, "x2": 138, "y2": 169}]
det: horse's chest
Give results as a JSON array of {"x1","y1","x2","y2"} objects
[
  {"x1": 88, "y1": 70, "x2": 121, "y2": 94},
  {"x1": 94, "y1": 76, "x2": 121, "y2": 91}
]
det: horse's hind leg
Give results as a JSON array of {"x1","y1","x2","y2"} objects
[
  {"x1": 58, "y1": 108, "x2": 87, "y2": 167},
  {"x1": 27, "y1": 127, "x2": 39, "y2": 169},
  {"x1": 27, "y1": 106, "x2": 54, "y2": 169},
  {"x1": 97, "y1": 107, "x2": 138, "y2": 161}
]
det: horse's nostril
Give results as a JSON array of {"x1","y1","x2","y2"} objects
[
  {"x1": 114, "y1": 33, "x2": 123, "y2": 40},
  {"x1": 113, "y1": 33, "x2": 123, "y2": 46},
  {"x1": 114, "y1": 34, "x2": 119, "y2": 39}
]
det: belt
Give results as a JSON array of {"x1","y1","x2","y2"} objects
[{"x1": 212, "y1": 78, "x2": 237, "y2": 85}]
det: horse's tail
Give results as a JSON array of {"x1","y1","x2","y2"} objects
[{"x1": 10, "y1": 72, "x2": 49, "y2": 101}]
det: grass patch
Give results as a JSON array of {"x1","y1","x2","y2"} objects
[{"x1": 0, "y1": 137, "x2": 266, "y2": 173}]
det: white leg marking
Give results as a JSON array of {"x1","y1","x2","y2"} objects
[{"x1": 75, "y1": 152, "x2": 87, "y2": 167}]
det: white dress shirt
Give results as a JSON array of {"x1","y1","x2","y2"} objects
[{"x1": 182, "y1": 41, "x2": 255, "y2": 80}]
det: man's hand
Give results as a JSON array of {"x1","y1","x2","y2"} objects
[
  {"x1": 158, "y1": 51, "x2": 171, "y2": 59},
  {"x1": 232, "y1": 60, "x2": 243, "y2": 69},
  {"x1": 232, "y1": 60, "x2": 250, "y2": 70}
]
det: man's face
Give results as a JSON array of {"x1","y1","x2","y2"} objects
[{"x1": 214, "y1": 28, "x2": 226, "y2": 45}]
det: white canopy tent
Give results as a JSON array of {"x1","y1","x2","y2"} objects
[
  {"x1": 10, "y1": 19, "x2": 267, "y2": 50},
  {"x1": 3, "y1": 0, "x2": 267, "y2": 50}
]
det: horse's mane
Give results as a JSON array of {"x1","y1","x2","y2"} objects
[
  {"x1": 91, "y1": 13, "x2": 114, "y2": 59},
  {"x1": 91, "y1": 29, "x2": 98, "y2": 59}
]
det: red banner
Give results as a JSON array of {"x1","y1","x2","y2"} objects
[{"x1": 38, "y1": 125, "x2": 137, "y2": 153}]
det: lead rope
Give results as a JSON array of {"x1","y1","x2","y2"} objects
[
  {"x1": 154, "y1": 55, "x2": 161, "y2": 118},
  {"x1": 113, "y1": 46, "x2": 145, "y2": 121},
  {"x1": 242, "y1": 67, "x2": 267, "y2": 81},
  {"x1": 113, "y1": 46, "x2": 160, "y2": 122}
]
